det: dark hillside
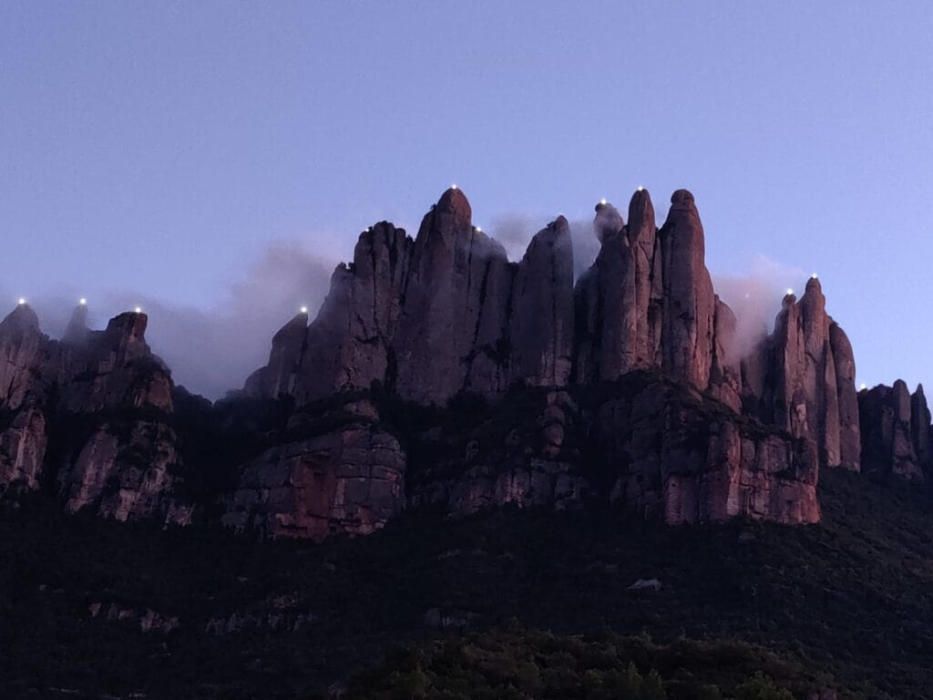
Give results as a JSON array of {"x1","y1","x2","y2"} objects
[{"x1": 1, "y1": 469, "x2": 931, "y2": 698}]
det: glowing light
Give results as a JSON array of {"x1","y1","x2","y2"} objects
[
  {"x1": 134, "y1": 306, "x2": 142, "y2": 313},
  {"x1": 860, "y1": 383, "x2": 868, "y2": 390},
  {"x1": 17, "y1": 298, "x2": 26, "y2": 305},
  {"x1": 599, "y1": 198, "x2": 607, "y2": 205},
  {"x1": 786, "y1": 288, "x2": 794, "y2": 295},
  {"x1": 811, "y1": 273, "x2": 819, "y2": 279},
  {"x1": 79, "y1": 298, "x2": 87, "y2": 306},
  {"x1": 450, "y1": 183, "x2": 458, "y2": 190},
  {"x1": 475, "y1": 226, "x2": 483, "y2": 233},
  {"x1": 636, "y1": 186, "x2": 645, "y2": 192},
  {"x1": 300, "y1": 306, "x2": 309, "y2": 314}
]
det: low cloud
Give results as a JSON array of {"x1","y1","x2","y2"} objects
[
  {"x1": 712, "y1": 255, "x2": 807, "y2": 358},
  {"x1": 4, "y1": 242, "x2": 339, "y2": 401}
]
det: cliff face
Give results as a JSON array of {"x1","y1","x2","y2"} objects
[
  {"x1": 232, "y1": 186, "x2": 864, "y2": 537},
  {"x1": 2, "y1": 185, "x2": 879, "y2": 539},
  {"x1": 859, "y1": 381, "x2": 932, "y2": 481},
  {"x1": 0, "y1": 304, "x2": 190, "y2": 524},
  {"x1": 739, "y1": 280, "x2": 860, "y2": 472}
]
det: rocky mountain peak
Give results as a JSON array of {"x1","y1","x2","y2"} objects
[{"x1": 63, "y1": 303, "x2": 90, "y2": 344}]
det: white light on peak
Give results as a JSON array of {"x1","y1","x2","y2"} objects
[
  {"x1": 636, "y1": 186, "x2": 645, "y2": 192},
  {"x1": 450, "y1": 183, "x2": 458, "y2": 190},
  {"x1": 134, "y1": 306, "x2": 142, "y2": 313},
  {"x1": 79, "y1": 298, "x2": 87, "y2": 306},
  {"x1": 17, "y1": 298, "x2": 26, "y2": 305},
  {"x1": 786, "y1": 288, "x2": 794, "y2": 295},
  {"x1": 599, "y1": 198, "x2": 607, "y2": 205},
  {"x1": 811, "y1": 273, "x2": 819, "y2": 279},
  {"x1": 475, "y1": 226, "x2": 483, "y2": 233},
  {"x1": 300, "y1": 306, "x2": 309, "y2": 314},
  {"x1": 860, "y1": 383, "x2": 868, "y2": 390}
]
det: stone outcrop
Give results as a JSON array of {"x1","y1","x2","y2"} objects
[
  {"x1": 595, "y1": 375, "x2": 820, "y2": 525},
  {"x1": 234, "y1": 185, "x2": 863, "y2": 536},
  {"x1": 244, "y1": 310, "x2": 308, "y2": 399},
  {"x1": 740, "y1": 279, "x2": 860, "y2": 472},
  {"x1": 0, "y1": 304, "x2": 46, "y2": 411},
  {"x1": 0, "y1": 303, "x2": 190, "y2": 524},
  {"x1": 509, "y1": 218, "x2": 574, "y2": 387},
  {"x1": 0, "y1": 406, "x2": 47, "y2": 492},
  {"x1": 394, "y1": 188, "x2": 513, "y2": 403},
  {"x1": 60, "y1": 420, "x2": 189, "y2": 524},
  {"x1": 830, "y1": 323, "x2": 861, "y2": 471},
  {"x1": 223, "y1": 399, "x2": 405, "y2": 540},
  {"x1": 659, "y1": 189, "x2": 717, "y2": 390},
  {"x1": 574, "y1": 192, "x2": 663, "y2": 384},
  {"x1": 299, "y1": 223, "x2": 412, "y2": 402},
  {"x1": 859, "y1": 381, "x2": 931, "y2": 481}
]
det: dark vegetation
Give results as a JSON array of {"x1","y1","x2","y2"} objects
[
  {"x1": 348, "y1": 625, "x2": 819, "y2": 699},
  {"x1": 1, "y1": 469, "x2": 932, "y2": 698}
]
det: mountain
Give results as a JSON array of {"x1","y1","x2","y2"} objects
[
  {"x1": 1, "y1": 187, "x2": 931, "y2": 538},
  {"x1": 1, "y1": 186, "x2": 932, "y2": 698}
]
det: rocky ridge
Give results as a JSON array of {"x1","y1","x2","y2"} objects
[
  {"x1": 229, "y1": 187, "x2": 875, "y2": 537},
  {"x1": 6, "y1": 186, "x2": 928, "y2": 540},
  {"x1": 0, "y1": 303, "x2": 190, "y2": 524}
]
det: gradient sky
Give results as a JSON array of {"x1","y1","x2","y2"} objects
[{"x1": 2, "y1": 1, "x2": 932, "y2": 396}]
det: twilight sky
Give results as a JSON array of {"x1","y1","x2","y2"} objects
[{"x1": 2, "y1": 1, "x2": 932, "y2": 398}]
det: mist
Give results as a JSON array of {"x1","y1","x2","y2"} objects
[
  {"x1": 3, "y1": 243, "x2": 339, "y2": 401},
  {"x1": 713, "y1": 256, "x2": 806, "y2": 359}
]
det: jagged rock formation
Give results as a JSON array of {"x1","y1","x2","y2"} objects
[
  {"x1": 234, "y1": 185, "x2": 861, "y2": 536},
  {"x1": 741, "y1": 279, "x2": 861, "y2": 472},
  {"x1": 509, "y1": 218, "x2": 574, "y2": 388},
  {"x1": 859, "y1": 381, "x2": 932, "y2": 481},
  {"x1": 0, "y1": 185, "x2": 871, "y2": 538},
  {"x1": 0, "y1": 303, "x2": 190, "y2": 524},
  {"x1": 596, "y1": 375, "x2": 820, "y2": 525}
]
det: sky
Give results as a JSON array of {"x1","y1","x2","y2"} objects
[{"x1": 1, "y1": 1, "x2": 932, "y2": 398}]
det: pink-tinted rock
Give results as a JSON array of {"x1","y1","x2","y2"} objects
[
  {"x1": 709, "y1": 298, "x2": 742, "y2": 412},
  {"x1": 223, "y1": 400, "x2": 405, "y2": 540},
  {"x1": 830, "y1": 322, "x2": 860, "y2": 470},
  {"x1": 509, "y1": 217, "x2": 575, "y2": 387},
  {"x1": 394, "y1": 188, "x2": 511, "y2": 403},
  {"x1": 574, "y1": 190, "x2": 662, "y2": 384},
  {"x1": 59, "y1": 312, "x2": 174, "y2": 413},
  {"x1": 0, "y1": 304, "x2": 45, "y2": 410},
  {"x1": 627, "y1": 189, "x2": 664, "y2": 368},
  {"x1": 659, "y1": 190, "x2": 716, "y2": 390},
  {"x1": 244, "y1": 311, "x2": 308, "y2": 399},
  {"x1": 0, "y1": 407, "x2": 47, "y2": 491},
  {"x1": 859, "y1": 381, "x2": 927, "y2": 481},
  {"x1": 594, "y1": 202, "x2": 638, "y2": 380},
  {"x1": 60, "y1": 421, "x2": 191, "y2": 524},
  {"x1": 299, "y1": 223, "x2": 413, "y2": 402},
  {"x1": 765, "y1": 278, "x2": 856, "y2": 470},
  {"x1": 597, "y1": 377, "x2": 819, "y2": 525}
]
